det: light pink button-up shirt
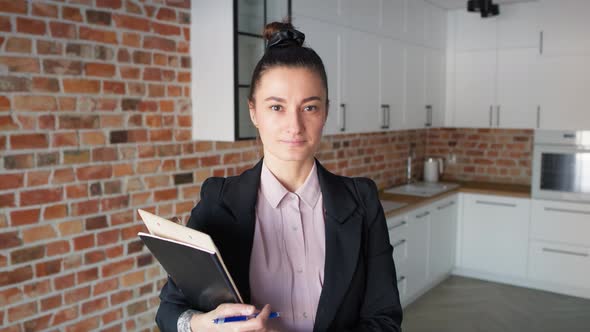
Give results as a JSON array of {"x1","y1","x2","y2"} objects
[{"x1": 249, "y1": 161, "x2": 326, "y2": 332}]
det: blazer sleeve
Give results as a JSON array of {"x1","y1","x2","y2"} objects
[
  {"x1": 346, "y1": 178, "x2": 403, "y2": 332},
  {"x1": 155, "y1": 177, "x2": 224, "y2": 332}
]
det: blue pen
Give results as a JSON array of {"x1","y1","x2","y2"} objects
[{"x1": 213, "y1": 312, "x2": 280, "y2": 324}]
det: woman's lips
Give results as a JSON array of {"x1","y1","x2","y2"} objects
[{"x1": 280, "y1": 139, "x2": 306, "y2": 146}]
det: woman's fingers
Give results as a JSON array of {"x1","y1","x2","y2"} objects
[
  {"x1": 214, "y1": 303, "x2": 257, "y2": 317},
  {"x1": 237, "y1": 304, "x2": 272, "y2": 331}
]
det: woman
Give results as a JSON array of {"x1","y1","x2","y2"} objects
[{"x1": 156, "y1": 21, "x2": 402, "y2": 332}]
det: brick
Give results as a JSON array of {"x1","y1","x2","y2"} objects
[
  {"x1": 32, "y1": 77, "x2": 60, "y2": 92},
  {"x1": 10, "y1": 133, "x2": 48, "y2": 149},
  {"x1": 0, "y1": 192, "x2": 15, "y2": 208},
  {"x1": 43, "y1": 59, "x2": 82, "y2": 75},
  {"x1": 33, "y1": 2, "x2": 57, "y2": 17},
  {"x1": 5, "y1": 37, "x2": 32, "y2": 53},
  {"x1": 101, "y1": 195, "x2": 129, "y2": 211},
  {"x1": 20, "y1": 188, "x2": 63, "y2": 206},
  {"x1": 117, "y1": 48, "x2": 129, "y2": 62},
  {"x1": 52, "y1": 306, "x2": 78, "y2": 325},
  {"x1": 113, "y1": 14, "x2": 150, "y2": 31},
  {"x1": 0, "y1": 56, "x2": 39, "y2": 73},
  {"x1": 97, "y1": 0, "x2": 122, "y2": 9},
  {"x1": 85, "y1": 62, "x2": 116, "y2": 77},
  {"x1": 0, "y1": 266, "x2": 33, "y2": 287},
  {"x1": 63, "y1": 79, "x2": 100, "y2": 94},
  {"x1": 59, "y1": 115, "x2": 99, "y2": 129},
  {"x1": 4, "y1": 153, "x2": 34, "y2": 169},
  {"x1": 82, "y1": 297, "x2": 108, "y2": 315},
  {"x1": 0, "y1": 0, "x2": 26, "y2": 14},
  {"x1": 78, "y1": 267, "x2": 99, "y2": 285},
  {"x1": 0, "y1": 288, "x2": 23, "y2": 308},
  {"x1": 23, "y1": 225, "x2": 57, "y2": 243},
  {"x1": 53, "y1": 132, "x2": 78, "y2": 148},
  {"x1": 102, "y1": 258, "x2": 134, "y2": 278},
  {"x1": 0, "y1": 231, "x2": 21, "y2": 249},
  {"x1": 37, "y1": 152, "x2": 59, "y2": 167},
  {"x1": 144, "y1": 36, "x2": 176, "y2": 52},
  {"x1": 0, "y1": 16, "x2": 10, "y2": 31},
  {"x1": 71, "y1": 199, "x2": 100, "y2": 217},
  {"x1": 11, "y1": 245, "x2": 44, "y2": 264},
  {"x1": 152, "y1": 22, "x2": 181, "y2": 36},
  {"x1": 65, "y1": 286, "x2": 91, "y2": 305},
  {"x1": 8, "y1": 301, "x2": 37, "y2": 322},
  {"x1": 53, "y1": 168, "x2": 75, "y2": 184},
  {"x1": 80, "y1": 26, "x2": 118, "y2": 44},
  {"x1": 154, "y1": 188, "x2": 177, "y2": 202},
  {"x1": 81, "y1": 131, "x2": 106, "y2": 146},
  {"x1": 36, "y1": 259, "x2": 62, "y2": 277},
  {"x1": 63, "y1": 150, "x2": 90, "y2": 165},
  {"x1": 62, "y1": 6, "x2": 82, "y2": 21},
  {"x1": 13, "y1": 95, "x2": 56, "y2": 111},
  {"x1": 17, "y1": 17, "x2": 46, "y2": 35},
  {"x1": 0, "y1": 173, "x2": 23, "y2": 190},
  {"x1": 103, "y1": 81, "x2": 126, "y2": 94},
  {"x1": 0, "y1": 96, "x2": 9, "y2": 110},
  {"x1": 92, "y1": 147, "x2": 118, "y2": 162},
  {"x1": 156, "y1": 7, "x2": 176, "y2": 21},
  {"x1": 85, "y1": 215, "x2": 107, "y2": 230},
  {"x1": 120, "y1": 66, "x2": 140, "y2": 79},
  {"x1": 134, "y1": 51, "x2": 152, "y2": 65},
  {"x1": 41, "y1": 294, "x2": 62, "y2": 311},
  {"x1": 10, "y1": 209, "x2": 40, "y2": 228},
  {"x1": 87, "y1": 10, "x2": 112, "y2": 25},
  {"x1": 50, "y1": 22, "x2": 76, "y2": 39},
  {"x1": 26, "y1": 170, "x2": 51, "y2": 187},
  {"x1": 143, "y1": 67, "x2": 161, "y2": 80},
  {"x1": 76, "y1": 165, "x2": 113, "y2": 181},
  {"x1": 23, "y1": 314, "x2": 52, "y2": 331}
]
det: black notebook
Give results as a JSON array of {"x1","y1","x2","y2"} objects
[{"x1": 137, "y1": 209, "x2": 243, "y2": 312}]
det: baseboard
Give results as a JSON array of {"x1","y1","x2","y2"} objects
[{"x1": 452, "y1": 267, "x2": 590, "y2": 300}]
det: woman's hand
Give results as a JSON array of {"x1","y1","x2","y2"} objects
[{"x1": 190, "y1": 303, "x2": 277, "y2": 332}]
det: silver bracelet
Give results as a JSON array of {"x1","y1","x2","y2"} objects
[{"x1": 177, "y1": 309, "x2": 201, "y2": 332}]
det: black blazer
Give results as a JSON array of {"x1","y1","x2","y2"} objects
[{"x1": 156, "y1": 159, "x2": 402, "y2": 332}]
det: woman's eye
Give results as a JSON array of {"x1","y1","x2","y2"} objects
[
  {"x1": 270, "y1": 105, "x2": 282, "y2": 111},
  {"x1": 303, "y1": 105, "x2": 317, "y2": 112}
]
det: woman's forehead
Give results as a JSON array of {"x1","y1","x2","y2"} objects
[{"x1": 256, "y1": 67, "x2": 326, "y2": 99}]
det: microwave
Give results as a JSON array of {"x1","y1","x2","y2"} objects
[{"x1": 532, "y1": 130, "x2": 590, "y2": 203}]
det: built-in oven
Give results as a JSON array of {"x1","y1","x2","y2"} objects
[{"x1": 532, "y1": 130, "x2": 590, "y2": 203}]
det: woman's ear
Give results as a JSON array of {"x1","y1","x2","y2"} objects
[{"x1": 248, "y1": 100, "x2": 258, "y2": 128}]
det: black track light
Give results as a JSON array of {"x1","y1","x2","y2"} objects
[{"x1": 467, "y1": 0, "x2": 500, "y2": 18}]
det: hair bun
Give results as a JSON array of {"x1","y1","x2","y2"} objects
[{"x1": 264, "y1": 21, "x2": 305, "y2": 49}]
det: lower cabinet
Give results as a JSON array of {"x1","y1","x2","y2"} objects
[
  {"x1": 386, "y1": 194, "x2": 458, "y2": 306},
  {"x1": 460, "y1": 193, "x2": 530, "y2": 279}
]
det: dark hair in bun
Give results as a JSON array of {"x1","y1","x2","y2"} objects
[{"x1": 248, "y1": 21, "x2": 329, "y2": 106}]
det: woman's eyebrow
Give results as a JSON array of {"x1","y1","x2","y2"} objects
[
  {"x1": 264, "y1": 96, "x2": 286, "y2": 102},
  {"x1": 301, "y1": 96, "x2": 322, "y2": 103},
  {"x1": 263, "y1": 96, "x2": 322, "y2": 103}
]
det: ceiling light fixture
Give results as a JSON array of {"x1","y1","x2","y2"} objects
[{"x1": 467, "y1": 0, "x2": 500, "y2": 18}]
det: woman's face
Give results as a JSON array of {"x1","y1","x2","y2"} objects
[{"x1": 249, "y1": 66, "x2": 327, "y2": 163}]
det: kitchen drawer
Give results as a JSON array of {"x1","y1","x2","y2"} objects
[
  {"x1": 531, "y1": 199, "x2": 590, "y2": 247},
  {"x1": 396, "y1": 274, "x2": 407, "y2": 303},
  {"x1": 528, "y1": 240, "x2": 590, "y2": 290},
  {"x1": 386, "y1": 215, "x2": 408, "y2": 245},
  {"x1": 391, "y1": 235, "x2": 408, "y2": 276}
]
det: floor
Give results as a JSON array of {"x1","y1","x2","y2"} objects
[{"x1": 402, "y1": 276, "x2": 590, "y2": 332}]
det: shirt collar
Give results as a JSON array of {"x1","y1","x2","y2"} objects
[{"x1": 260, "y1": 161, "x2": 321, "y2": 209}]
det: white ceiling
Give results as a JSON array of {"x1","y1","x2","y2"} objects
[{"x1": 426, "y1": 0, "x2": 538, "y2": 10}]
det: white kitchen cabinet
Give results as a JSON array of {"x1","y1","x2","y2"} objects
[
  {"x1": 429, "y1": 196, "x2": 458, "y2": 282},
  {"x1": 387, "y1": 214, "x2": 409, "y2": 303},
  {"x1": 537, "y1": 55, "x2": 590, "y2": 130},
  {"x1": 405, "y1": 205, "x2": 431, "y2": 300},
  {"x1": 341, "y1": 28, "x2": 381, "y2": 133},
  {"x1": 380, "y1": 38, "x2": 406, "y2": 131},
  {"x1": 530, "y1": 199, "x2": 590, "y2": 248},
  {"x1": 424, "y1": 1, "x2": 447, "y2": 50},
  {"x1": 495, "y1": 48, "x2": 541, "y2": 128},
  {"x1": 292, "y1": 0, "x2": 340, "y2": 24},
  {"x1": 453, "y1": 50, "x2": 496, "y2": 128},
  {"x1": 381, "y1": 0, "x2": 406, "y2": 40},
  {"x1": 340, "y1": 0, "x2": 381, "y2": 33},
  {"x1": 405, "y1": 45, "x2": 427, "y2": 129},
  {"x1": 426, "y1": 49, "x2": 446, "y2": 127},
  {"x1": 539, "y1": 0, "x2": 590, "y2": 56},
  {"x1": 406, "y1": 0, "x2": 427, "y2": 46},
  {"x1": 453, "y1": 10, "x2": 498, "y2": 52},
  {"x1": 293, "y1": 17, "x2": 342, "y2": 135},
  {"x1": 460, "y1": 193, "x2": 530, "y2": 279},
  {"x1": 528, "y1": 240, "x2": 590, "y2": 291}
]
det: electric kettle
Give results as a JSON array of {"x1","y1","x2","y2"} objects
[{"x1": 424, "y1": 157, "x2": 444, "y2": 182}]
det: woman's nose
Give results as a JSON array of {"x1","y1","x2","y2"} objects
[{"x1": 285, "y1": 109, "x2": 304, "y2": 134}]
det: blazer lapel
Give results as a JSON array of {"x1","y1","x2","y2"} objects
[
  {"x1": 314, "y1": 160, "x2": 363, "y2": 332},
  {"x1": 218, "y1": 159, "x2": 263, "y2": 304}
]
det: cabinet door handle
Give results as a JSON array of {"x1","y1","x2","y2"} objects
[
  {"x1": 416, "y1": 211, "x2": 430, "y2": 219},
  {"x1": 425, "y1": 105, "x2": 432, "y2": 127},
  {"x1": 437, "y1": 201, "x2": 455, "y2": 210},
  {"x1": 496, "y1": 105, "x2": 500, "y2": 127},
  {"x1": 397, "y1": 275, "x2": 406, "y2": 283},
  {"x1": 381, "y1": 104, "x2": 390, "y2": 129},
  {"x1": 340, "y1": 103, "x2": 346, "y2": 132},
  {"x1": 539, "y1": 30, "x2": 544, "y2": 55},
  {"x1": 392, "y1": 239, "x2": 406, "y2": 249},
  {"x1": 388, "y1": 220, "x2": 407, "y2": 231},
  {"x1": 536, "y1": 106, "x2": 541, "y2": 128},
  {"x1": 489, "y1": 105, "x2": 493, "y2": 127},
  {"x1": 475, "y1": 200, "x2": 517, "y2": 208},
  {"x1": 544, "y1": 207, "x2": 590, "y2": 215},
  {"x1": 542, "y1": 247, "x2": 588, "y2": 257}
]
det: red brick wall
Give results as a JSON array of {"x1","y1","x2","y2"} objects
[
  {"x1": 0, "y1": 1, "x2": 535, "y2": 331},
  {"x1": 426, "y1": 128, "x2": 534, "y2": 185}
]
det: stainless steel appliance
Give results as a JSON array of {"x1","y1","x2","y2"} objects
[{"x1": 532, "y1": 130, "x2": 590, "y2": 202}]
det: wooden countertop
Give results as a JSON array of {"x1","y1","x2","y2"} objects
[{"x1": 380, "y1": 181, "x2": 531, "y2": 218}]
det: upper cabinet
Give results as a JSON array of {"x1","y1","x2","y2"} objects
[
  {"x1": 539, "y1": 0, "x2": 590, "y2": 56},
  {"x1": 381, "y1": 0, "x2": 406, "y2": 40},
  {"x1": 292, "y1": 0, "x2": 340, "y2": 24},
  {"x1": 340, "y1": 0, "x2": 381, "y2": 33},
  {"x1": 425, "y1": 2, "x2": 448, "y2": 50},
  {"x1": 453, "y1": 2, "x2": 540, "y2": 52}
]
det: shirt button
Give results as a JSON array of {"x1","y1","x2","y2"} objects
[
  {"x1": 296, "y1": 268, "x2": 303, "y2": 273},
  {"x1": 292, "y1": 226, "x2": 298, "y2": 231},
  {"x1": 302, "y1": 312, "x2": 308, "y2": 319}
]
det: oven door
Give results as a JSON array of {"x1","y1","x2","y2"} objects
[{"x1": 532, "y1": 145, "x2": 590, "y2": 202}]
